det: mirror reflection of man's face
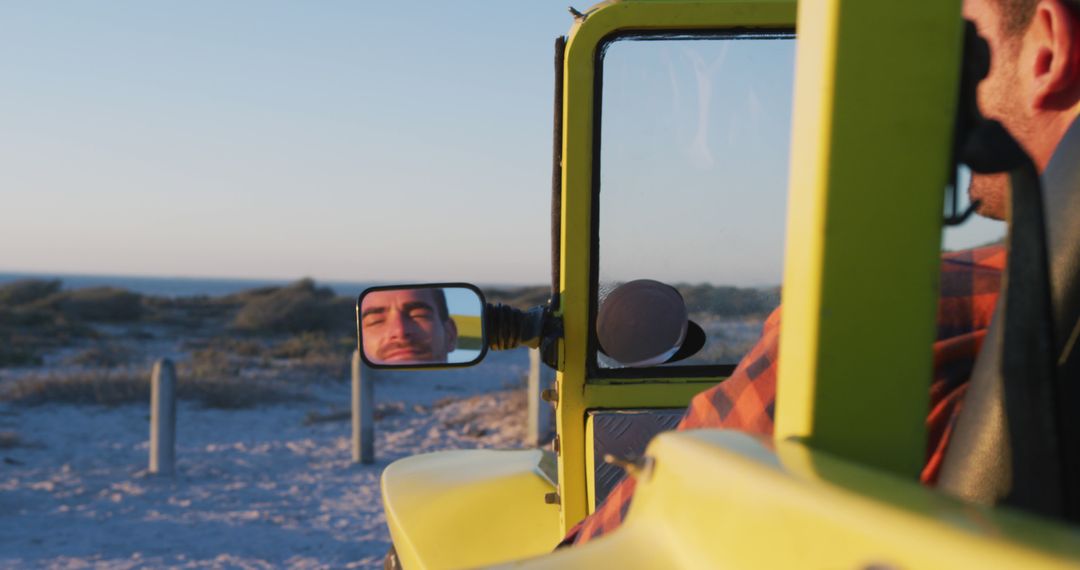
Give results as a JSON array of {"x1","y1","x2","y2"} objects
[{"x1": 360, "y1": 289, "x2": 457, "y2": 364}]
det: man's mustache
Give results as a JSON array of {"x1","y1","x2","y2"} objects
[{"x1": 376, "y1": 339, "x2": 433, "y2": 359}]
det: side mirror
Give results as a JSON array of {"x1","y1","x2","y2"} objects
[{"x1": 357, "y1": 283, "x2": 487, "y2": 369}]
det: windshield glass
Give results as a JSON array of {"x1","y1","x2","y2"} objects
[{"x1": 596, "y1": 33, "x2": 795, "y2": 370}]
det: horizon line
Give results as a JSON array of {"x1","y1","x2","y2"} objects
[{"x1": 0, "y1": 268, "x2": 550, "y2": 289}]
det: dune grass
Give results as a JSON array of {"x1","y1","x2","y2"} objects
[
  {"x1": 0, "y1": 368, "x2": 304, "y2": 409},
  {"x1": 230, "y1": 278, "x2": 353, "y2": 334}
]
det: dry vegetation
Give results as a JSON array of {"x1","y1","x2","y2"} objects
[
  {"x1": 229, "y1": 278, "x2": 354, "y2": 334},
  {"x1": 484, "y1": 286, "x2": 550, "y2": 310},
  {"x1": 0, "y1": 277, "x2": 360, "y2": 408},
  {"x1": 0, "y1": 279, "x2": 96, "y2": 367},
  {"x1": 0, "y1": 368, "x2": 303, "y2": 409},
  {"x1": 677, "y1": 284, "x2": 780, "y2": 318},
  {"x1": 0, "y1": 277, "x2": 356, "y2": 360}
]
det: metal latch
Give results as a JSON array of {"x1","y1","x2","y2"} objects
[
  {"x1": 541, "y1": 388, "x2": 558, "y2": 404},
  {"x1": 603, "y1": 453, "x2": 654, "y2": 481}
]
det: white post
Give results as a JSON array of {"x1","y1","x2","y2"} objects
[
  {"x1": 528, "y1": 348, "x2": 555, "y2": 446},
  {"x1": 149, "y1": 358, "x2": 176, "y2": 475},
  {"x1": 352, "y1": 350, "x2": 375, "y2": 464}
]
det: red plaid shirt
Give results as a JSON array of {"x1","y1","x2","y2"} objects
[{"x1": 564, "y1": 245, "x2": 1006, "y2": 546}]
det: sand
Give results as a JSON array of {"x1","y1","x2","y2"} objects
[{"x1": 0, "y1": 349, "x2": 537, "y2": 569}]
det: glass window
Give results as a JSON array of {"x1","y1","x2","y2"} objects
[
  {"x1": 596, "y1": 33, "x2": 795, "y2": 370},
  {"x1": 943, "y1": 166, "x2": 1007, "y2": 251}
]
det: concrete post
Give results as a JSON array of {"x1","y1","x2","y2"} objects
[
  {"x1": 528, "y1": 348, "x2": 555, "y2": 446},
  {"x1": 149, "y1": 358, "x2": 176, "y2": 475},
  {"x1": 352, "y1": 350, "x2": 375, "y2": 464}
]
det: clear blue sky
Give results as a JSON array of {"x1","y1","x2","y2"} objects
[
  {"x1": 1, "y1": 2, "x2": 1002, "y2": 286},
  {"x1": 1, "y1": 2, "x2": 568, "y2": 284}
]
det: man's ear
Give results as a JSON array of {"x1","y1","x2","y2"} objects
[
  {"x1": 1030, "y1": 0, "x2": 1080, "y2": 110},
  {"x1": 444, "y1": 318, "x2": 458, "y2": 352}
]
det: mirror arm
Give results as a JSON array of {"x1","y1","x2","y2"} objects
[
  {"x1": 540, "y1": 311, "x2": 563, "y2": 370},
  {"x1": 485, "y1": 303, "x2": 551, "y2": 351}
]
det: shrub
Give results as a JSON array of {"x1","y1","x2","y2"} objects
[
  {"x1": 186, "y1": 348, "x2": 240, "y2": 378},
  {"x1": 177, "y1": 349, "x2": 306, "y2": 408},
  {"x1": 267, "y1": 332, "x2": 351, "y2": 379},
  {"x1": 0, "y1": 279, "x2": 61, "y2": 307},
  {"x1": 183, "y1": 337, "x2": 266, "y2": 359},
  {"x1": 484, "y1": 286, "x2": 550, "y2": 309},
  {"x1": 0, "y1": 346, "x2": 43, "y2": 367},
  {"x1": 0, "y1": 307, "x2": 96, "y2": 368},
  {"x1": 676, "y1": 284, "x2": 780, "y2": 318},
  {"x1": 31, "y1": 287, "x2": 143, "y2": 322},
  {"x1": 231, "y1": 278, "x2": 353, "y2": 334},
  {"x1": 0, "y1": 306, "x2": 55, "y2": 327},
  {"x1": 0, "y1": 369, "x2": 149, "y2": 406},
  {"x1": 220, "y1": 284, "x2": 282, "y2": 305},
  {"x1": 219, "y1": 338, "x2": 264, "y2": 357},
  {"x1": 140, "y1": 295, "x2": 237, "y2": 327},
  {"x1": 270, "y1": 332, "x2": 333, "y2": 359},
  {"x1": 0, "y1": 368, "x2": 303, "y2": 409},
  {"x1": 184, "y1": 377, "x2": 292, "y2": 409},
  {"x1": 65, "y1": 343, "x2": 134, "y2": 367}
]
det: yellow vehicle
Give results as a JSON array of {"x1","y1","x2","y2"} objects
[{"x1": 356, "y1": 0, "x2": 1080, "y2": 567}]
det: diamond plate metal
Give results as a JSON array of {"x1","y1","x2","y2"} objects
[{"x1": 589, "y1": 409, "x2": 684, "y2": 506}]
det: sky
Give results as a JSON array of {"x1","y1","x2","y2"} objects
[
  {"x1": 0, "y1": 2, "x2": 1002, "y2": 287},
  {"x1": 1, "y1": 1, "x2": 567, "y2": 285},
  {"x1": 599, "y1": 36, "x2": 795, "y2": 287}
]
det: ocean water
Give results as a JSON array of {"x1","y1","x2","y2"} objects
[{"x1": 0, "y1": 272, "x2": 379, "y2": 299}]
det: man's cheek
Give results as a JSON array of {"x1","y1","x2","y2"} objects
[{"x1": 976, "y1": 72, "x2": 1004, "y2": 121}]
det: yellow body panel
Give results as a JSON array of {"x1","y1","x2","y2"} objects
[
  {"x1": 381, "y1": 449, "x2": 560, "y2": 569},
  {"x1": 451, "y1": 314, "x2": 483, "y2": 350},
  {"x1": 584, "y1": 416, "x2": 597, "y2": 514},
  {"x1": 500, "y1": 431, "x2": 1080, "y2": 569},
  {"x1": 581, "y1": 381, "x2": 712, "y2": 410},
  {"x1": 451, "y1": 315, "x2": 482, "y2": 339},
  {"x1": 776, "y1": 0, "x2": 963, "y2": 475}
]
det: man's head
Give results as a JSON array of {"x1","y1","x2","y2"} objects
[
  {"x1": 360, "y1": 287, "x2": 458, "y2": 364},
  {"x1": 964, "y1": 0, "x2": 1080, "y2": 219}
]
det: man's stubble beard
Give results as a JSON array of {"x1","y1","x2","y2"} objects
[
  {"x1": 969, "y1": 43, "x2": 1030, "y2": 222},
  {"x1": 968, "y1": 171, "x2": 1010, "y2": 221},
  {"x1": 377, "y1": 339, "x2": 436, "y2": 362}
]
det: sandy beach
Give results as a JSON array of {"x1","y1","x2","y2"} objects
[{"x1": 1, "y1": 348, "x2": 533, "y2": 569}]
